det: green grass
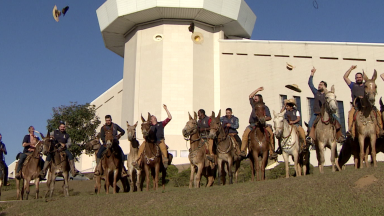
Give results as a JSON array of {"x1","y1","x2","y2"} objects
[{"x1": 1, "y1": 161, "x2": 384, "y2": 216}]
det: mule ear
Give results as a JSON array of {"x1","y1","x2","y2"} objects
[
  {"x1": 134, "y1": 121, "x2": 138, "y2": 127},
  {"x1": 96, "y1": 132, "x2": 101, "y2": 139},
  {"x1": 273, "y1": 110, "x2": 277, "y2": 118},
  {"x1": 372, "y1": 69, "x2": 377, "y2": 81},
  {"x1": 141, "y1": 114, "x2": 145, "y2": 122},
  {"x1": 217, "y1": 109, "x2": 221, "y2": 119},
  {"x1": 188, "y1": 112, "x2": 193, "y2": 120},
  {"x1": 281, "y1": 109, "x2": 286, "y2": 116},
  {"x1": 126, "y1": 121, "x2": 130, "y2": 127},
  {"x1": 147, "y1": 112, "x2": 151, "y2": 121},
  {"x1": 194, "y1": 111, "x2": 197, "y2": 120},
  {"x1": 363, "y1": 70, "x2": 369, "y2": 82},
  {"x1": 211, "y1": 111, "x2": 215, "y2": 118},
  {"x1": 331, "y1": 85, "x2": 335, "y2": 93},
  {"x1": 46, "y1": 131, "x2": 50, "y2": 138}
]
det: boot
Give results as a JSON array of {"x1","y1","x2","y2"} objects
[
  {"x1": 121, "y1": 164, "x2": 128, "y2": 177},
  {"x1": 162, "y1": 156, "x2": 169, "y2": 169},
  {"x1": 206, "y1": 154, "x2": 215, "y2": 163},
  {"x1": 39, "y1": 160, "x2": 50, "y2": 180},
  {"x1": 69, "y1": 160, "x2": 80, "y2": 177},
  {"x1": 239, "y1": 151, "x2": 247, "y2": 158},
  {"x1": 269, "y1": 151, "x2": 278, "y2": 160},
  {"x1": 276, "y1": 147, "x2": 282, "y2": 155},
  {"x1": 94, "y1": 158, "x2": 102, "y2": 176}
]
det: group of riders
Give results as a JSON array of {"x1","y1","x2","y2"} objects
[{"x1": 2, "y1": 65, "x2": 384, "y2": 185}]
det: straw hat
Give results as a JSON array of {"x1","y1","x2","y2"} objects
[
  {"x1": 286, "y1": 62, "x2": 295, "y2": 70},
  {"x1": 284, "y1": 98, "x2": 297, "y2": 106},
  {"x1": 285, "y1": 84, "x2": 302, "y2": 93},
  {"x1": 53, "y1": 5, "x2": 60, "y2": 22}
]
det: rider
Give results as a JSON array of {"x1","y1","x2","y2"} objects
[
  {"x1": 240, "y1": 87, "x2": 277, "y2": 159},
  {"x1": 277, "y1": 99, "x2": 306, "y2": 152},
  {"x1": 94, "y1": 115, "x2": 127, "y2": 177},
  {"x1": 0, "y1": 133, "x2": 10, "y2": 186},
  {"x1": 16, "y1": 126, "x2": 45, "y2": 180},
  {"x1": 132, "y1": 104, "x2": 172, "y2": 169},
  {"x1": 40, "y1": 122, "x2": 80, "y2": 178},
  {"x1": 197, "y1": 109, "x2": 215, "y2": 163},
  {"x1": 220, "y1": 108, "x2": 241, "y2": 155},
  {"x1": 343, "y1": 65, "x2": 383, "y2": 138},
  {"x1": 308, "y1": 67, "x2": 344, "y2": 144}
]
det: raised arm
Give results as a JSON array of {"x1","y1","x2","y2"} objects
[
  {"x1": 163, "y1": 104, "x2": 172, "y2": 120},
  {"x1": 249, "y1": 87, "x2": 264, "y2": 98},
  {"x1": 308, "y1": 67, "x2": 317, "y2": 95},
  {"x1": 343, "y1": 65, "x2": 357, "y2": 86}
]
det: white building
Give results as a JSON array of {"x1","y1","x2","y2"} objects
[{"x1": 69, "y1": 0, "x2": 384, "y2": 172}]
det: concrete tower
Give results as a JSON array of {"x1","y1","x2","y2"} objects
[{"x1": 96, "y1": 0, "x2": 256, "y2": 164}]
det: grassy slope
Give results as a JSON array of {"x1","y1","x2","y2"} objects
[{"x1": 1, "y1": 162, "x2": 384, "y2": 216}]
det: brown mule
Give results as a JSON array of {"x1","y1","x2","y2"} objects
[
  {"x1": 182, "y1": 112, "x2": 216, "y2": 188},
  {"x1": 126, "y1": 121, "x2": 144, "y2": 192},
  {"x1": 140, "y1": 113, "x2": 167, "y2": 191},
  {"x1": 16, "y1": 140, "x2": 44, "y2": 200},
  {"x1": 208, "y1": 110, "x2": 240, "y2": 185},
  {"x1": 248, "y1": 102, "x2": 269, "y2": 181},
  {"x1": 95, "y1": 127, "x2": 129, "y2": 194},
  {"x1": 354, "y1": 70, "x2": 380, "y2": 168},
  {"x1": 41, "y1": 134, "x2": 71, "y2": 198}
]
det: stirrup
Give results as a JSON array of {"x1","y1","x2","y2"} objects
[
  {"x1": 206, "y1": 155, "x2": 214, "y2": 162},
  {"x1": 132, "y1": 161, "x2": 141, "y2": 170}
]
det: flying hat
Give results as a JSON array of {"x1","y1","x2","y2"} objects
[
  {"x1": 284, "y1": 98, "x2": 297, "y2": 106},
  {"x1": 285, "y1": 84, "x2": 302, "y2": 93},
  {"x1": 286, "y1": 62, "x2": 295, "y2": 70},
  {"x1": 53, "y1": 5, "x2": 61, "y2": 22}
]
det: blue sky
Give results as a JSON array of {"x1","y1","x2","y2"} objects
[{"x1": 1, "y1": 0, "x2": 384, "y2": 162}]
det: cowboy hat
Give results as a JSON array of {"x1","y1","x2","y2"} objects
[
  {"x1": 284, "y1": 98, "x2": 297, "y2": 106},
  {"x1": 53, "y1": 5, "x2": 61, "y2": 22},
  {"x1": 285, "y1": 84, "x2": 302, "y2": 93}
]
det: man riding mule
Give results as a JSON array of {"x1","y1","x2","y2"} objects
[
  {"x1": 15, "y1": 126, "x2": 44, "y2": 180},
  {"x1": 220, "y1": 108, "x2": 242, "y2": 160},
  {"x1": 95, "y1": 115, "x2": 127, "y2": 177},
  {"x1": 307, "y1": 67, "x2": 344, "y2": 144},
  {"x1": 276, "y1": 98, "x2": 306, "y2": 153},
  {"x1": 240, "y1": 87, "x2": 277, "y2": 159},
  {"x1": 0, "y1": 134, "x2": 9, "y2": 186},
  {"x1": 133, "y1": 104, "x2": 172, "y2": 169},
  {"x1": 196, "y1": 109, "x2": 215, "y2": 165},
  {"x1": 40, "y1": 122, "x2": 79, "y2": 178},
  {"x1": 343, "y1": 65, "x2": 383, "y2": 138}
]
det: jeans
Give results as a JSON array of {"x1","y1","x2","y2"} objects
[
  {"x1": 16, "y1": 153, "x2": 27, "y2": 173},
  {"x1": 3, "y1": 162, "x2": 8, "y2": 184},
  {"x1": 97, "y1": 145, "x2": 125, "y2": 162}
]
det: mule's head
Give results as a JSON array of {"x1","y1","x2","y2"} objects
[
  {"x1": 126, "y1": 121, "x2": 138, "y2": 141},
  {"x1": 141, "y1": 113, "x2": 152, "y2": 139},
  {"x1": 84, "y1": 134, "x2": 101, "y2": 151},
  {"x1": 42, "y1": 131, "x2": 54, "y2": 155},
  {"x1": 363, "y1": 70, "x2": 378, "y2": 106},
  {"x1": 208, "y1": 110, "x2": 221, "y2": 139},
  {"x1": 325, "y1": 85, "x2": 338, "y2": 114},
  {"x1": 105, "y1": 128, "x2": 114, "y2": 149},
  {"x1": 182, "y1": 112, "x2": 198, "y2": 138},
  {"x1": 254, "y1": 102, "x2": 266, "y2": 125},
  {"x1": 273, "y1": 110, "x2": 285, "y2": 139}
]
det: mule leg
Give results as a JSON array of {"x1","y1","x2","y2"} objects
[
  {"x1": 35, "y1": 178, "x2": 40, "y2": 199},
  {"x1": 105, "y1": 170, "x2": 110, "y2": 194},
  {"x1": 332, "y1": 142, "x2": 342, "y2": 172},
  {"x1": 370, "y1": 135, "x2": 378, "y2": 167},
  {"x1": 189, "y1": 164, "x2": 195, "y2": 189},
  {"x1": 145, "y1": 166, "x2": 150, "y2": 191},
  {"x1": 317, "y1": 142, "x2": 325, "y2": 173},
  {"x1": 282, "y1": 152, "x2": 289, "y2": 178},
  {"x1": 49, "y1": 175, "x2": 56, "y2": 198},
  {"x1": 24, "y1": 178, "x2": 30, "y2": 200},
  {"x1": 235, "y1": 160, "x2": 240, "y2": 184},
  {"x1": 293, "y1": 152, "x2": 300, "y2": 177},
  {"x1": 249, "y1": 157, "x2": 255, "y2": 182},
  {"x1": 228, "y1": 158, "x2": 233, "y2": 184},
  {"x1": 45, "y1": 172, "x2": 51, "y2": 198},
  {"x1": 16, "y1": 178, "x2": 21, "y2": 200},
  {"x1": 96, "y1": 176, "x2": 101, "y2": 194},
  {"x1": 358, "y1": 136, "x2": 365, "y2": 169},
  {"x1": 113, "y1": 170, "x2": 118, "y2": 194},
  {"x1": 217, "y1": 159, "x2": 222, "y2": 185},
  {"x1": 255, "y1": 154, "x2": 260, "y2": 181},
  {"x1": 261, "y1": 151, "x2": 268, "y2": 180},
  {"x1": 195, "y1": 164, "x2": 203, "y2": 188},
  {"x1": 63, "y1": 172, "x2": 69, "y2": 197},
  {"x1": 154, "y1": 164, "x2": 159, "y2": 191},
  {"x1": 162, "y1": 167, "x2": 166, "y2": 190},
  {"x1": 303, "y1": 164, "x2": 307, "y2": 176}
]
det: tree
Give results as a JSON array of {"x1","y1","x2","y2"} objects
[{"x1": 46, "y1": 102, "x2": 101, "y2": 160}]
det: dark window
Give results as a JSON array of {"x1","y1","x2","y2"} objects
[
  {"x1": 307, "y1": 97, "x2": 314, "y2": 120},
  {"x1": 294, "y1": 96, "x2": 302, "y2": 126},
  {"x1": 280, "y1": 95, "x2": 287, "y2": 108},
  {"x1": 336, "y1": 101, "x2": 346, "y2": 134}
]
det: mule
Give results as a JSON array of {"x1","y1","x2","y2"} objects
[
  {"x1": 16, "y1": 139, "x2": 44, "y2": 200},
  {"x1": 209, "y1": 110, "x2": 241, "y2": 184},
  {"x1": 354, "y1": 70, "x2": 380, "y2": 168},
  {"x1": 95, "y1": 126, "x2": 129, "y2": 194},
  {"x1": 313, "y1": 85, "x2": 341, "y2": 173},
  {"x1": 182, "y1": 112, "x2": 215, "y2": 188},
  {"x1": 273, "y1": 110, "x2": 301, "y2": 178},
  {"x1": 126, "y1": 121, "x2": 144, "y2": 192},
  {"x1": 140, "y1": 113, "x2": 166, "y2": 191},
  {"x1": 42, "y1": 134, "x2": 71, "y2": 198}
]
